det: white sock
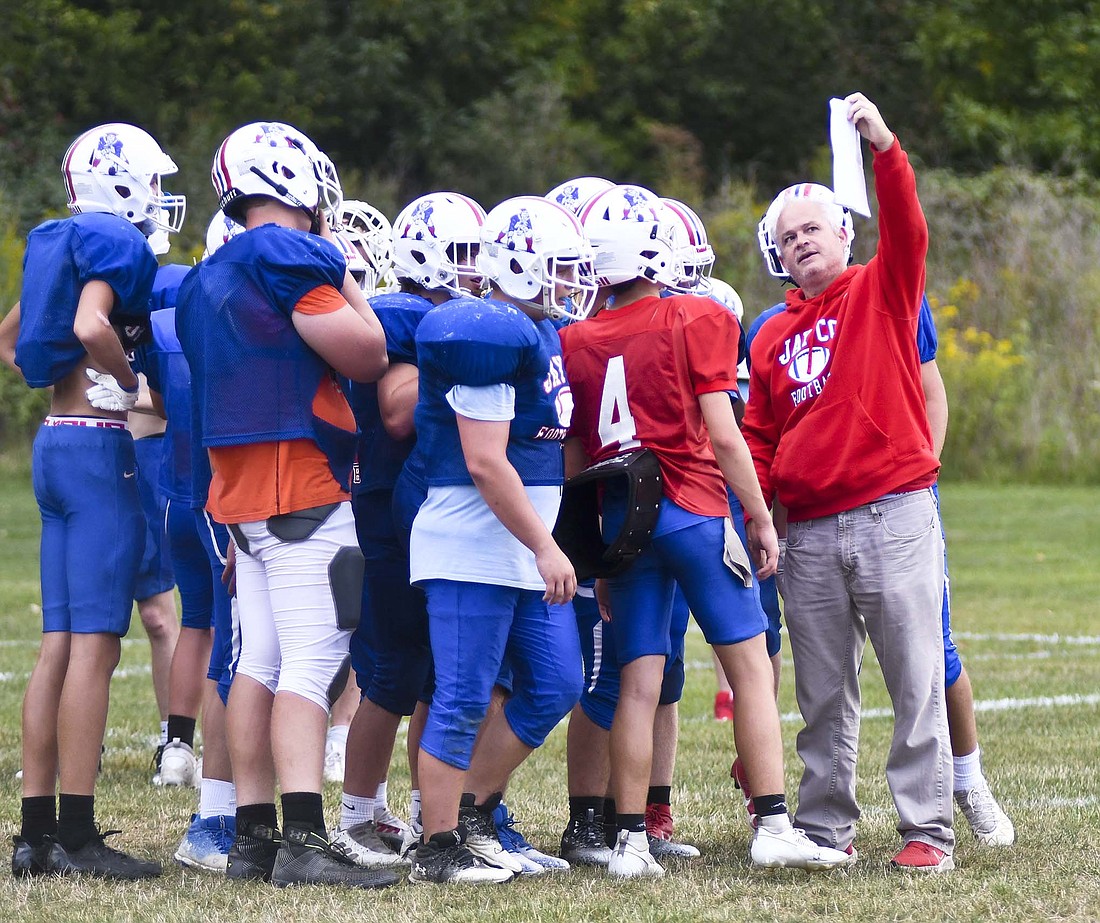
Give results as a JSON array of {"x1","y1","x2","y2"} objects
[
  {"x1": 409, "y1": 789, "x2": 422, "y2": 830},
  {"x1": 374, "y1": 780, "x2": 390, "y2": 815},
  {"x1": 326, "y1": 724, "x2": 349, "y2": 747},
  {"x1": 199, "y1": 779, "x2": 236, "y2": 819},
  {"x1": 953, "y1": 747, "x2": 986, "y2": 793},
  {"x1": 340, "y1": 791, "x2": 375, "y2": 829},
  {"x1": 159, "y1": 721, "x2": 169, "y2": 747},
  {"x1": 757, "y1": 812, "x2": 792, "y2": 834}
]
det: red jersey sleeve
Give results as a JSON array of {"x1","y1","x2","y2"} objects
[{"x1": 681, "y1": 300, "x2": 742, "y2": 395}]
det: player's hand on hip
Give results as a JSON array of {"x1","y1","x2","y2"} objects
[
  {"x1": 85, "y1": 367, "x2": 139, "y2": 412},
  {"x1": 537, "y1": 544, "x2": 577, "y2": 605}
]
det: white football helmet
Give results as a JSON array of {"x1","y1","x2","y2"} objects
[
  {"x1": 757, "y1": 182, "x2": 855, "y2": 279},
  {"x1": 211, "y1": 121, "x2": 339, "y2": 230},
  {"x1": 339, "y1": 200, "x2": 395, "y2": 296},
  {"x1": 63, "y1": 123, "x2": 186, "y2": 238},
  {"x1": 202, "y1": 208, "x2": 245, "y2": 259},
  {"x1": 545, "y1": 176, "x2": 614, "y2": 216},
  {"x1": 663, "y1": 197, "x2": 715, "y2": 293},
  {"x1": 578, "y1": 184, "x2": 681, "y2": 289},
  {"x1": 478, "y1": 196, "x2": 597, "y2": 322},
  {"x1": 707, "y1": 278, "x2": 744, "y2": 320},
  {"x1": 392, "y1": 192, "x2": 487, "y2": 295},
  {"x1": 332, "y1": 227, "x2": 372, "y2": 292}
]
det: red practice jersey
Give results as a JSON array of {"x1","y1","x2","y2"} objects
[{"x1": 560, "y1": 293, "x2": 742, "y2": 518}]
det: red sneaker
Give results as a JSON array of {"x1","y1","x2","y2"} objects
[
  {"x1": 891, "y1": 840, "x2": 954, "y2": 873},
  {"x1": 644, "y1": 803, "x2": 700, "y2": 858},
  {"x1": 729, "y1": 757, "x2": 757, "y2": 829},
  {"x1": 713, "y1": 690, "x2": 734, "y2": 722}
]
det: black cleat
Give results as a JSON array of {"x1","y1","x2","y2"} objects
[
  {"x1": 271, "y1": 826, "x2": 400, "y2": 889},
  {"x1": 226, "y1": 822, "x2": 281, "y2": 882},
  {"x1": 42, "y1": 830, "x2": 161, "y2": 880},
  {"x1": 409, "y1": 830, "x2": 513, "y2": 885},
  {"x1": 559, "y1": 809, "x2": 614, "y2": 867},
  {"x1": 12, "y1": 836, "x2": 49, "y2": 878}
]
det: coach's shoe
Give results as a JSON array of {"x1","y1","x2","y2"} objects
[
  {"x1": 714, "y1": 690, "x2": 734, "y2": 722},
  {"x1": 559, "y1": 809, "x2": 613, "y2": 867},
  {"x1": 750, "y1": 822, "x2": 851, "y2": 871},
  {"x1": 955, "y1": 785, "x2": 1015, "y2": 847},
  {"x1": 11, "y1": 836, "x2": 49, "y2": 878},
  {"x1": 272, "y1": 826, "x2": 399, "y2": 889},
  {"x1": 891, "y1": 840, "x2": 955, "y2": 873},
  {"x1": 43, "y1": 830, "x2": 161, "y2": 880},
  {"x1": 374, "y1": 805, "x2": 415, "y2": 856},
  {"x1": 226, "y1": 821, "x2": 281, "y2": 882},
  {"x1": 645, "y1": 803, "x2": 700, "y2": 859},
  {"x1": 458, "y1": 793, "x2": 524, "y2": 874},
  {"x1": 608, "y1": 830, "x2": 664, "y2": 879},
  {"x1": 174, "y1": 814, "x2": 235, "y2": 872},
  {"x1": 330, "y1": 821, "x2": 408, "y2": 868},
  {"x1": 156, "y1": 739, "x2": 199, "y2": 788},
  {"x1": 409, "y1": 830, "x2": 514, "y2": 885},
  {"x1": 492, "y1": 802, "x2": 569, "y2": 874},
  {"x1": 730, "y1": 757, "x2": 757, "y2": 829}
]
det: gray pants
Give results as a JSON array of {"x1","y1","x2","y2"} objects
[{"x1": 781, "y1": 488, "x2": 954, "y2": 853}]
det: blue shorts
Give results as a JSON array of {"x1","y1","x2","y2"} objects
[
  {"x1": 167, "y1": 498, "x2": 213, "y2": 631},
  {"x1": 727, "y1": 491, "x2": 783, "y2": 658},
  {"x1": 575, "y1": 584, "x2": 688, "y2": 731},
  {"x1": 192, "y1": 509, "x2": 236, "y2": 704},
  {"x1": 132, "y1": 434, "x2": 175, "y2": 600},
  {"x1": 420, "y1": 579, "x2": 582, "y2": 770},
  {"x1": 351, "y1": 489, "x2": 433, "y2": 714},
  {"x1": 932, "y1": 483, "x2": 962, "y2": 687},
  {"x1": 603, "y1": 513, "x2": 767, "y2": 664},
  {"x1": 33, "y1": 422, "x2": 145, "y2": 635}
]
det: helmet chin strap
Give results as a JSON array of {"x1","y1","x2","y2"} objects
[{"x1": 248, "y1": 166, "x2": 321, "y2": 232}]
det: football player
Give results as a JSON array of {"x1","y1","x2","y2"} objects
[
  {"x1": 176, "y1": 121, "x2": 396, "y2": 890},
  {"x1": 561, "y1": 183, "x2": 850, "y2": 878},
  {"x1": 404, "y1": 197, "x2": 594, "y2": 884},
  {"x1": 0, "y1": 122, "x2": 185, "y2": 880}
]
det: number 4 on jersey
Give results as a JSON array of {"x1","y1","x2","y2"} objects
[{"x1": 598, "y1": 355, "x2": 640, "y2": 450}]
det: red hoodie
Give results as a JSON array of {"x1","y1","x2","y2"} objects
[{"x1": 741, "y1": 139, "x2": 938, "y2": 522}]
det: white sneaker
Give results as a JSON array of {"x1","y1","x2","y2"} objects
[
  {"x1": 955, "y1": 785, "x2": 1015, "y2": 847},
  {"x1": 157, "y1": 739, "x2": 198, "y2": 787},
  {"x1": 374, "y1": 806, "x2": 414, "y2": 855},
  {"x1": 330, "y1": 821, "x2": 409, "y2": 868},
  {"x1": 750, "y1": 823, "x2": 852, "y2": 870},
  {"x1": 459, "y1": 797, "x2": 526, "y2": 874},
  {"x1": 323, "y1": 736, "x2": 346, "y2": 784},
  {"x1": 608, "y1": 830, "x2": 664, "y2": 879}
]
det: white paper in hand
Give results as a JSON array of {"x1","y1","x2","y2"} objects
[{"x1": 830, "y1": 97, "x2": 871, "y2": 218}]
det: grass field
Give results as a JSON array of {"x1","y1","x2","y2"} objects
[{"x1": 0, "y1": 475, "x2": 1097, "y2": 921}]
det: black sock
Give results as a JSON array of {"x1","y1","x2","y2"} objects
[
  {"x1": 20, "y1": 796, "x2": 57, "y2": 846},
  {"x1": 281, "y1": 792, "x2": 325, "y2": 837},
  {"x1": 646, "y1": 785, "x2": 671, "y2": 807},
  {"x1": 165, "y1": 715, "x2": 197, "y2": 749},
  {"x1": 754, "y1": 793, "x2": 788, "y2": 818},
  {"x1": 57, "y1": 793, "x2": 96, "y2": 851},
  {"x1": 617, "y1": 812, "x2": 646, "y2": 834},
  {"x1": 568, "y1": 796, "x2": 604, "y2": 823},
  {"x1": 236, "y1": 802, "x2": 279, "y2": 833},
  {"x1": 603, "y1": 797, "x2": 617, "y2": 847}
]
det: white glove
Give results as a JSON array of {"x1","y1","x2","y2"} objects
[{"x1": 85, "y1": 368, "x2": 139, "y2": 412}]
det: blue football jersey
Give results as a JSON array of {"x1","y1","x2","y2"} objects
[
  {"x1": 176, "y1": 224, "x2": 357, "y2": 493},
  {"x1": 410, "y1": 296, "x2": 570, "y2": 488},
  {"x1": 16, "y1": 213, "x2": 157, "y2": 387},
  {"x1": 346, "y1": 291, "x2": 432, "y2": 494}
]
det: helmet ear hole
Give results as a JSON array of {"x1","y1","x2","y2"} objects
[
  {"x1": 509, "y1": 258, "x2": 524, "y2": 275},
  {"x1": 114, "y1": 184, "x2": 131, "y2": 198}
]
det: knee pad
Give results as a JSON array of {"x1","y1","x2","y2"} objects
[
  {"x1": 278, "y1": 646, "x2": 353, "y2": 712},
  {"x1": 329, "y1": 546, "x2": 365, "y2": 631},
  {"x1": 505, "y1": 667, "x2": 583, "y2": 749}
]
